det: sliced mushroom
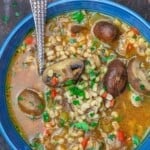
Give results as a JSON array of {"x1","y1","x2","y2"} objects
[
  {"x1": 127, "y1": 58, "x2": 150, "y2": 96},
  {"x1": 93, "y1": 21, "x2": 119, "y2": 43},
  {"x1": 42, "y1": 58, "x2": 84, "y2": 87},
  {"x1": 103, "y1": 59, "x2": 128, "y2": 97},
  {"x1": 70, "y1": 25, "x2": 87, "y2": 34},
  {"x1": 18, "y1": 89, "x2": 45, "y2": 116}
]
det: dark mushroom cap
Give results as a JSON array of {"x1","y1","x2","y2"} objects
[
  {"x1": 42, "y1": 58, "x2": 84, "y2": 87},
  {"x1": 93, "y1": 21, "x2": 119, "y2": 42},
  {"x1": 70, "y1": 25, "x2": 87, "y2": 34},
  {"x1": 18, "y1": 88, "x2": 45, "y2": 116},
  {"x1": 127, "y1": 58, "x2": 150, "y2": 96},
  {"x1": 103, "y1": 59, "x2": 128, "y2": 97}
]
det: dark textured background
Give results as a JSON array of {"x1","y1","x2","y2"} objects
[{"x1": 0, "y1": 0, "x2": 150, "y2": 149}]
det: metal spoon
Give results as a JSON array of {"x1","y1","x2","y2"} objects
[{"x1": 29, "y1": 0, "x2": 47, "y2": 74}]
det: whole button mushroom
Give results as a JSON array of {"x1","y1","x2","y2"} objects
[
  {"x1": 127, "y1": 58, "x2": 150, "y2": 96},
  {"x1": 103, "y1": 59, "x2": 128, "y2": 97},
  {"x1": 42, "y1": 58, "x2": 84, "y2": 87},
  {"x1": 93, "y1": 21, "x2": 119, "y2": 42},
  {"x1": 18, "y1": 89, "x2": 45, "y2": 117}
]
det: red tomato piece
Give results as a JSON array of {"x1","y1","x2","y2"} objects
[
  {"x1": 51, "y1": 88, "x2": 57, "y2": 98},
  {"x1": 117, "y1": 130, "x2": 126, "y2": 142},
  {"x1": 24, "y1": 36, "x2": 34, "y2": 45},
  {"x1": 81, "y1": 138, "x2": 89, "y2": 149}
]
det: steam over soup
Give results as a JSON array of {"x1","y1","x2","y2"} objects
[{"x1": 6, "y1": 11, "x2": 150, "y2": 150}]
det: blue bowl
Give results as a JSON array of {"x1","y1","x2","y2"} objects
[{"x1": 0, "y1": 0, "x2": 150, "y2": 149}]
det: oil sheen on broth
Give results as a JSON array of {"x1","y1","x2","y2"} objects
[{"x1": 6, "y1": 11, "x2": 150, "y2": 150}]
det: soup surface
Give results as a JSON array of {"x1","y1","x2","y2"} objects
[{"x1": 6, "y1": 11, "x2": 150, "y2": 150}]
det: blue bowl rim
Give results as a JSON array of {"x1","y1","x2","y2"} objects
[{"x1": 0, "y1": 0, "x2": 150, "y2": 149}]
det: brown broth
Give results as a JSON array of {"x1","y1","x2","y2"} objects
[
  {"x1": 6, "y1": 50, "x2": 45, "y2": 140},
  {"x1": 6, "y1": 11, "x2": 150, "y2": 149}
]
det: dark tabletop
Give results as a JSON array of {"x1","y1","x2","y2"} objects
[{"x1": 0, "y1": 0, "x2": 150, "y2": 149}]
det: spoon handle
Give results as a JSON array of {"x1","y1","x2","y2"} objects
[{"x1": 29, "y1": 0, "x2": 47, "y2": 74}]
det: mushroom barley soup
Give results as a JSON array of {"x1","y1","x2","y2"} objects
[{"x1": 6, "y1": 11, "x2": 150, "y2": 150}]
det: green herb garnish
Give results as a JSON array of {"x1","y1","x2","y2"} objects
[
  {"x1": 42, "y1": 111, "x2": 50, "y2": 122},
  {"x1": 89, "y1": 122, "x2": 98, "y2": 128},
  {"x1": 64, "y1": 79, "x2": 75, "y2": 86},
  {"x1": 37, "y1": 104, "x2": 44, "y2": 110},
  {"x1": 44, "y1": 90, "x2": 50, "y2": 102},
  {"x1": 88, "y1": 69, "x2": 99, "y2": 80},
  {"x1": 132, "y1": 135, "x2": 140, "y2": 146},
  {"x1": 134, "y1": 96, "x2": 142, "y2": 101},
  {"x1": 69, "y1": 86, "x2": 85, "y2": 98},
  {"x1": 17, "y1": 96, "x2": 24, "y2": 101},
  {"x1": 59, "y1": 118, "x2": 65, "y2": 127},
  {"x1": 30, "y1": 142, "x2": 44, "y2": 150},
  {"x1": 89, "y1": 79, "x2": 95, "y2": 88},
  {"x1": 72, "y1": 121, "x2": 89, "y2": 132},
  {"x1": 73, "y1": 99, "x2": 80, "y2": 105},
  {"x1": 89, "y1": 112, "x2": 95, "y2": 117},
  {"x1": 85, "y1": 60, "x2": 91, "y2": 66},
  {"x1": 71, "y1": 11, "x2": 84, "y2": 23},
  {"x1": 90, "y1": 45, "x2": 96, "y2": 51},
  {"x1": 108, "y1": 134, "x2": 116, "y2": 141},
  {"x1": 140, "y1": 84, "x2": 145, "y2": 90}
]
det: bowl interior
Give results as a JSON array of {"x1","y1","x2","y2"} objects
[{"x1": 0, "y1": 0, "x2": 150, "y2": 149}]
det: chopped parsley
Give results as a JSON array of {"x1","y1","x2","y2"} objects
[
  {"x1": 108, "y1": 134, "x2": 116, "y2": 141},
  {"x1": 37, "y1": 104, "x2": 44, "y2": 110},
  {"x1": 89, "y1": 79, "x2": 95, "y2": 88},
  {"x1": 30, "y1": 142, "x2": 44, "y2": 150},
  {"x1": 64, "y1": 79, "x2": 75, "y2": 86},
  {"x1": 89, "y1": 112, "x2": 95, "y2": 117},
  {"x1": 42, "y1": 111, "x2": 50, "y2": 122},
  {"x1": 17, "y1": 96, "x2": 24, "y2": 101},
  {"x1": 71, "y1": 11, "x2": 85, "y2": 23},
  {"x1": 69, "y1": 86, "x2": 85, "y2": 98},
  {"x1": 89, "y1": 122, "x2": 98, "y2": 128},
  {"x1": 59, "y1": 118, "x2": 65, "y2": 127},
  {"x1": 132, "y1": 135, "x2": 140, "y2": 146},
  {"x1": 72, "y1": 121, "x2": 89, "y2": 132},
  {"x1": 72, "y1": 99, "x2": 80, "y2": 105},
  {"x1": 134, "y1": 96, "x2": 142, "y2": 101},
  {"x1": 88, "y1": 69, "x2": 99, "y2": 80},
  {"x1": 44, "y1": 90, "x2": 50, "y2": 102},
  {"x1": 140, "y1": 84, "x2": 145, "y2": 90}
]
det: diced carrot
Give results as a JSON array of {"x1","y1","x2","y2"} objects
[
  {"x1": 101, "y1": 92, "x2": 107, "y2": 98},
  {"x1": 81, "y1": 137, "x2": 89, "y2": 149},
  {"x1": 51, "y1": 76, "x2": 58, "y2": 86},
  {"x1": 130, "y1": 27, "x2": 140, "y2": 35},
  {"x1": 51, "y1": 88, "x2": 57, "y2": 98},
  {"x1": 24, "y1": 36, "x2": 34, "y2": 45},
  {"x1": 126, "y1": 43, "x2": 134, "y2": 52},
  {"x1": 117, "y1": 130, "x2": 126, "y2": 142}
]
